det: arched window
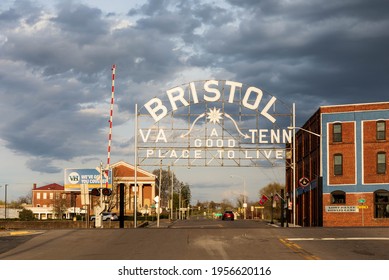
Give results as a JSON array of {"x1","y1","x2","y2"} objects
[
  {"x1": 374, "y1": 190, "x2": 389, "y2": 218},
  {"x1": 331, "y1": 191, "x2": 346, "y2": 204},
  {"x1": 334, "y1": 154, "x2": 343, "y2": 175}
]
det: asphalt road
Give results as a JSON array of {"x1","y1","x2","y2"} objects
[{"x1": 1, "y1": 219, "x2": 389, "y2": 260}]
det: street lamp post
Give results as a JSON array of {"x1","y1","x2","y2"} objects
[
  {"x1": 156, "y1": 160, "x2": 162, "y2": 228},
  {"x1": 287, "y1": 126, "x2": 321, "y2": 138},
  {"x1": 230, "y1": 175, "x2": 246, "y2": 220},
  {"x1": 288, "y1": 125, "x2": 321, "y2": 227},
  {"x1": 0, "y1": 184, "x2": 7, "y2": 219}
]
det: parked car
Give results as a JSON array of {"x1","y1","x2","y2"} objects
[
  {"x1": 222, "y1": 210, "x2": 234, "y2": 221},
  {"x1": 90, "y1": 212, "x2": 118, "y2": 221}
]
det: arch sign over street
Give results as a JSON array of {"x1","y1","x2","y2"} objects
[{"x1": 136, "y1": 80, "x2": 294, "y2": 168}]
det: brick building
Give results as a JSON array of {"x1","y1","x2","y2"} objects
[
  {"x1": 31, "y1": 183, "x2": 77, "y2": 219},
  {"x1": 286, "y1": 102, "x2": 389, "y2": 227},
  {"x1": 30, "y1": 161, "x2": 157, "y2": 219},
  {"x1": 107, "y1": 161, "x2": 157, "y2": 215}
]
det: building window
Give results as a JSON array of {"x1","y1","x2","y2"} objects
[
  {"x1": 377, "y1": 121, "x2": 386, "y2": 140},
  {"x1": 37, "y1": 193, "x2": 41, "y2": 199},
  {"x1": 377, "y1": 152, "x2": 386, "y2": 174},
  {"x1": 331, "y1": 191, "x2": 346, "y2": 204},
  {"x1": 49, "y1": 192, "x2": 54, "y2": 199},
  {"x1": 333, "y1": 123, "x2": 342, "y2": 142},
  {"x1": 43, "y1": 193, "x2": 47, "y2": 199},
  {"x1": 334, "y1": 154, "x2": 343, "y2": 175},
  {"x1": 374, "y1": 190, "x2": 389, "y2": 218}
]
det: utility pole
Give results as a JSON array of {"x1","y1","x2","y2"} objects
[
  {"x1": 179, "y1": 185, "x2": 181, "y2": 220},
  {"x1": 1, "y1": 184, "x2": 8, "y2": 219},
  {"x1": 5, "y1": 184, "x2": 7, "y2": 219},
  {"x1": 0, "y1": 184, "x2": 8, "y2": 219},
  {"x1": 169, "y1": 166, "x2": 173, "y2": 220},
  {"x1": 134, "y1": 103, "x2": 138, "y2": 228},
  {"x1": 157, "y1": 160, "x2": 162, "y2": 227},
  {"x1": 270, "y1": 193, "x2": 274, "y2": 224}
]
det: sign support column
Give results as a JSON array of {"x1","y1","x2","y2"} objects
[
  {"x1": 292, "y1": 103, "x2": 296, "y2": 227},
  {"x1": 134, "y1": 103, "x2": 138, "y2": 228}
]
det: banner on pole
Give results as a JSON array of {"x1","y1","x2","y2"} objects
[{"x1": 259, "y1": 194, "x2": 269, "y2": 206}]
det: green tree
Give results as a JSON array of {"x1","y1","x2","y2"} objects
[
  {"x1": 220, "y1": 199, "x2": 234, "y2": 212},
  {"x1": 152, "y1": 168, "x2": 191, "y2": 209},
  {"x1": 19, "y1": 208, "x2": 35, "y2": 221}
]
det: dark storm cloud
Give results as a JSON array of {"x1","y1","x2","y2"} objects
[
  {"x1": 0, "y1": 0, "x2": 190, "y2": 174},
  {"x1": 1, "y1": 0, "x2": 388, "y2": 175},
  {"x1": 186, "y1": 0, "x2": 389, "y2": 122},
  {"x1": 52, "y1": 2, "x2": 109, "y2": 44},
  {"x1": 26, "y1": 158, "x2": 62, "y2": 174},
  {"x1": 0, "y1": 7, "x2": 20, "y2": 22},
  {"x1": 0, "y1": 0, "x2": 42, "y2": 24}
]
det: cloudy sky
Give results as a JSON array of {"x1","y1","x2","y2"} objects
[{"x1": 1, "y1": 0, "x2": 388, "y2": 203}]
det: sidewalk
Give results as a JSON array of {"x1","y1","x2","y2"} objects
[
  {"x1": 266, "y1": 220, "x2": 301, "y2": 227},
  {"x1": 146, "y1": 219, "x2": 175, "y2": 228}
]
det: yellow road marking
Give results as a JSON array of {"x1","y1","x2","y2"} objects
[
  {"x1": 9, "y1": 231, "x2": 42, "y2": 236},
  {"x1": 279, "y1": 238, "x2": 321, "y2": 260}
]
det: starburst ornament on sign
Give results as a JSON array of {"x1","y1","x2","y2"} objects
[{"x1": 207, "y1": 107, "x2": 223, "y2": 124}]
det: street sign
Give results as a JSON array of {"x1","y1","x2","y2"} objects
[
  {"x1": 358, "y1": 198, "x2": 366, "y2": 203},
  {"x1": 299, "y1": 177, "x2": 310, "y2": 188},
  {"x1": 358, "y1": 205, "x2": 368, "y2": 209}
]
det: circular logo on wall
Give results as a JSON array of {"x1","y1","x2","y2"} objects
[
  {"x1": 299, "y1": 177, "x2": 310, "y2": 188},
  {"x1": 68, "y1": 172, "x2": 80, "y2": 184}
]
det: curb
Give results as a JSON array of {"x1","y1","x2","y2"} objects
[{"x1": 0, "y1": 230, "x2": 43, "y2": 237}]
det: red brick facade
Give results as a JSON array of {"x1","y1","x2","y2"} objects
[
  {"x1": 32, "y1": 183, "x2": 77, "y2": 208},
  {"x1": 323, "y1": 193, "x2": 389, "y2": 227},
  {"x1": 328, "y1": 122, "x2": 356, "y2": 185},
  {"x1": 363, "y1": 120, "x2": 389, "y2": 184},
  {"x1": 287, "y1": 102, "x2": 389, "y2": 227},
  {"x1": 30, "y1": 161, "x2": 156, "y2": 219}
]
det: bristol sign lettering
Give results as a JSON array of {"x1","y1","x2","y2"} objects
[{"x1": 136, "y1": 80, "x2": 292, "y2": 167}]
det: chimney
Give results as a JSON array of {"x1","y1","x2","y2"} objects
[{"x1": 33, "y1": 183, "x2": 37, "y2": 190}]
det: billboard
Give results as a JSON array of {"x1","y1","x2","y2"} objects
[{"x1": 64, "y1": 168, "x2": 112, "y2": 192}]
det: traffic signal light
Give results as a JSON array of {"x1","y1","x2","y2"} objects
[
  {"x1": 90, "y1": 188, "x2": 112, "y2": 196},
  {"x1": 91, "y1": 188, "x2": 100, "y2": 196},
  {"x1": 102, "y1": 188, "x2": 112, "y2": 196}
]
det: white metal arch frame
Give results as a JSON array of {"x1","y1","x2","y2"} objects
[{"x1": 135, "y1": 79, "x2": 294, "y2": 169}]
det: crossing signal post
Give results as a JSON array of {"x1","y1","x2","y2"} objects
[
  {"x1": 80, "y1": 184, "x2": 90, "y2": 227},
  {"x1": 90, "y1": 186, "x2": 112, "y2": 228},
  {"x1": 91, "y1": 162, "x2": 113, "y2": 228}
]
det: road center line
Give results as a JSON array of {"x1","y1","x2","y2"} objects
[{"x1": 287, "y1": 237, "x2": 389, "y2": 241}]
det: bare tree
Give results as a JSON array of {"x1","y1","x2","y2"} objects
[{"x1": 52, "y1": 193, "x2": 68, "y2": 219}]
